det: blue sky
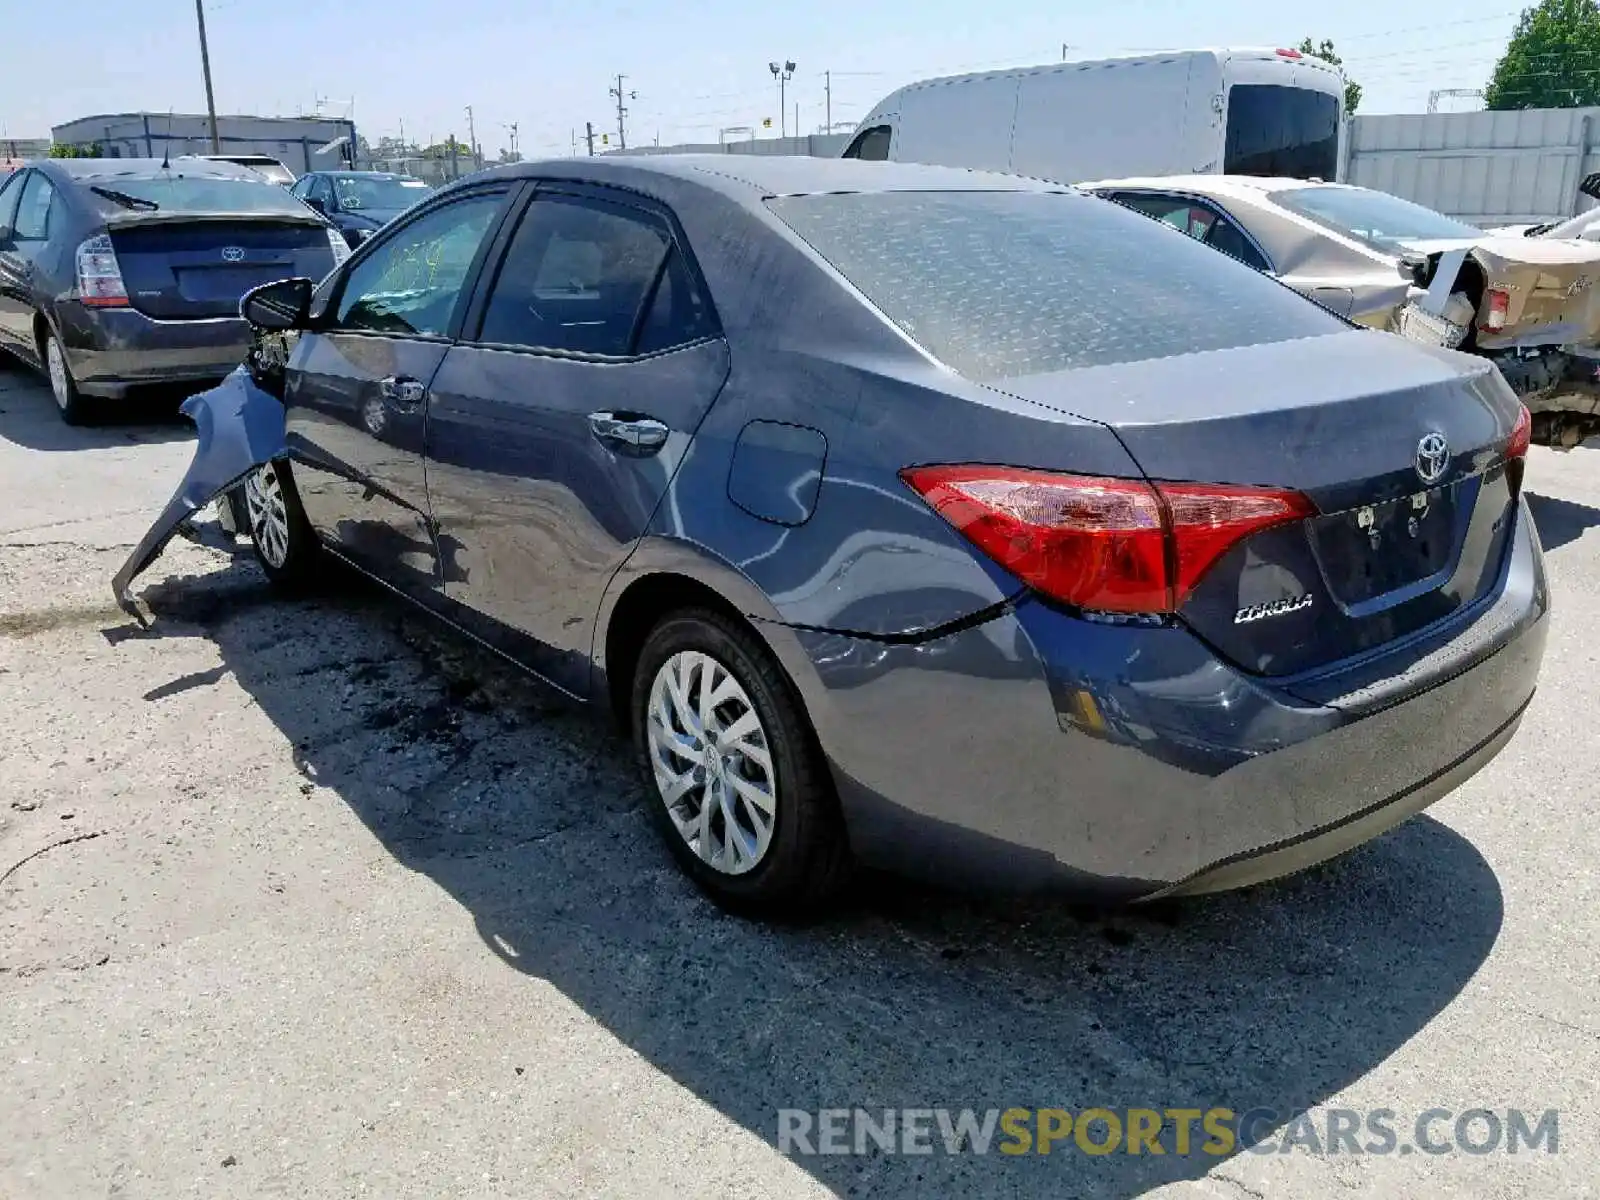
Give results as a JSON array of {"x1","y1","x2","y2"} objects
[{"x1": 2, "y1": 0, "x2": 1528, "y2": 155}]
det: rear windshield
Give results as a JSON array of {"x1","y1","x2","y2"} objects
[
  {"x1": 80, "y1": 173, "x2": 311, "y2": 216},
  {"x1": 1270, "y1": 185, "x2": 1482, "y2": 253},
  {"x1": 1224, "y1": 85, "x2": 1340, "y2": 180},
  {"x1": 766, "y1": 191, "x2": 1342, "y2": 380}
]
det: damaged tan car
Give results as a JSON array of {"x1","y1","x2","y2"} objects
[{"x1": 1085, "y1": 176, "x2": 1600, "y2": 448}]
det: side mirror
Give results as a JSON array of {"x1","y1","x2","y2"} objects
[
  {"x1": 241, "y1": 277, "x2": 314, "y2": 331},
  {"x1": 303, "y1": 195, "x2": 328, "y2": 215}
]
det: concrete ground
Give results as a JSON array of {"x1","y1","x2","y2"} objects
[{"x1": 1, "y1": 358, "x2": 1597, "y2": 1199}]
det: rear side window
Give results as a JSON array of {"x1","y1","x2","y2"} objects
[
  {"x1": 766, "y1": 190, "x2": 1340, "y2": 381},
  {"x1": 476, "y1": 195, "x2": 676, "y2": 356},
  {"x1": 842, "y1": 125, "x2": 892, "y2": 161}
]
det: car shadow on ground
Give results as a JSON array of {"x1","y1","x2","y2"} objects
[
  {"x1": 114, "y1": 558, "x2": 1505, "y2": 1199},
  {"x1": 1526, "y1": 491, "x2": 1600, "y2": 551},
  {"x1": 0, "y1": 365, "x2": 196, "y2": 452}
]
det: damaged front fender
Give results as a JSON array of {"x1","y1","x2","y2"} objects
[{"x1": 111, "y1": 367, "x2": 288, "y2": 617}]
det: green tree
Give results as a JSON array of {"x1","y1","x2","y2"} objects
[
  {"x1": 1486, "y1": 0, "x2": 1600, "y2": 108},
  {"x1": 1299, "y1": 37, "x2": 1362, "y2": 115},
  {"x1": 48, "y1": 142, "x2": 102, "y2": 158}
]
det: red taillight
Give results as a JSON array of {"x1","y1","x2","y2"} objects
[
  {"x1": 1275, "y1": 47, "x2": 1304, "y2": 59},
  {"x1": 1508, "y1": 403, "x2": 1532, "y2": 459},
  {"x1": 900, "y1": 465, "x2": 1315, "y2": 615},
  {"x1": 75, "y1": 234, "x2": 129, "y2": 308},
  {"x1": 1482, "y1": 288, "x2": 1510, "y2": 333}
]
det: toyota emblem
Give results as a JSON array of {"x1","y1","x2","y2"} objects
[
  {"x1": 1415, "y1": 432, "x2": 1450, "y2": 485},
  {"x1": 220, "y1": 246, "x2": 246, "y2": 263}
]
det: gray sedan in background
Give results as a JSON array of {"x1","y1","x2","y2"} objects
[
  {"x1": 121, "y1": 157, "x2": 1547, "y2": 914},
  {"x1": 0, "y1": 157, "x2": 345, "y2": 424}
]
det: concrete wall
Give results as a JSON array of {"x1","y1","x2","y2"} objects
[
  {"x1": 608, "y1": 133, "x2": 851, "y2": 159},
  {"x1": 1345, "y1": 108, "x2": 1600, "y2": 226},
  {"x1": 50, "y1": 113, "x2": 359, "y2": 176}
]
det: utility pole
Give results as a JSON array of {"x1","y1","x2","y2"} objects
[
  {"x1": 465, "y1": 105, "x2": 478, "y2": 169},
  {"x1": 609, "y1": 74, "x2": 636, "y2": 150},
  {"x1": 825, "y1": 70, "x2": 831, "y2": 133},
  {"x1": 503, "y1": 121, "x2": 519, "y2": 160},
  {"x1": 768, "y1": 60, "x2": 796, "y2": 137},
  {"x1": 585, "y1": 121, "x2": 596, "y2": 156},
  {"x1": 194, "y1": 0, "x2": 221, "y2": 153}
]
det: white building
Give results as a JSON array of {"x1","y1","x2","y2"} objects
[{"x1": 50, "y1": 112, "x2": 359, "y2": 176}]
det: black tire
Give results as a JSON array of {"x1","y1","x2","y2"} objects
[
  {"x1": 41, "y1": 328, "x2": 96, "y2": 426},
  {"x1": 240, "y1": 458, "x2": 321, "y2": 588},
  {"x1": 631, "y1": 607, "x2": 852, "y2": 915}
]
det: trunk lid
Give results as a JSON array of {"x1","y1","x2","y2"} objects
[
  {"x1": 107, "y1": 216, "x2": 334, "y2": 320},
  {"x1": 996, "y1": 329, "x2": 1525, "y2": 678}
]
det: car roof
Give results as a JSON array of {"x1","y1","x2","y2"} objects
[
  {"x1": 318, "y1": 170, "x2": 417, "y2": 180},
  {"x1": 471, "y1": 154, "x2": 1070, "y2": 202},
  {"x1": 38, "y1": 157, "x2": 268, "y2": 183}
]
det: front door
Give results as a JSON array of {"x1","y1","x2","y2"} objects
[
  {"x1": 424, "y1": 186, "x2": 729, "y2": 693},
  {"x1": 284, "y1": 184, "x2": 514, "y2": 597}
]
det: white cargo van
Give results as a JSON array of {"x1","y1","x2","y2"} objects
[{"x1": 841, "y1": 47, "x2": 1345, "y2": 183}]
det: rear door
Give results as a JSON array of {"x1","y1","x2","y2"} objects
[
  {"x1": 284, "y1": 182, "x2": 517, "y2": 596},
  {"x1": 424, "y1": 184, "x2": 728, "y2": 694}
]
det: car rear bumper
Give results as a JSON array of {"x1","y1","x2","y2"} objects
[
  {"x1": 793, "y1": 497, "x2": 1549, "y2": 900},
  {"x1": 55, "y1": 302, "x2": 251, "y2": 398}
]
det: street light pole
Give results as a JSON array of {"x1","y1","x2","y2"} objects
[
  {"x1": 194, "y1": 0, "x2": 221, "y2": 153},
  {"x1": 768, "y1": 60, "x2": 796, "y2": 137}
]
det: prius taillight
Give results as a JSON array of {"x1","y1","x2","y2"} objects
[
  {"x1": 901, "y1": 465, "x2": 1316, "y2": 615},
  {"x1": 75, "y1": 234, "x2": 129, "y2": 308}
]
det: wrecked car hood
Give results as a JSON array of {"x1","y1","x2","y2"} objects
[{"x1": 111, "y1": 366, "x2": 286, "y2": 617}]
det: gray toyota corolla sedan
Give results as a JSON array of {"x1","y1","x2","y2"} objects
[
  {"x1": 116, "y1": 155, "x2": 1549, "y2": 914},
  {"x1": 0, "y1": 157, "x2": 345, "y2": 424}
]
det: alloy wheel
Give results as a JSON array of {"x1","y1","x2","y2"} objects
[
  {"x1": 45, "y1": 338, "x2": 70, "y2": 413},
  {"x1": 243, "y1": 462, "x2": 292, "y2": 569},
  {"x1": 646, "y1": 650, "x2": 777, "y2": 875}
]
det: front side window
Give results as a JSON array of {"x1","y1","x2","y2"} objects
[
  {"x1": 1224, "y1": 85, "x2": 1339, "y2": 180},
  {"x1": 767, "y1": 190, "x2": 1341, "y2": 382},
  {"x1": 332, "y1": 192, "x2": 504, "y2": 337},
  {"x1": 476, "y1": 195, "x2": 676, "y2": 356},
  {"x1": 13, "y1": 173, "x2": 55, "y2": 241},
  {"x1": 842, "y1": 125, "x2": 893, "y2": 162},
  {"x1": 1271, "y1": 185, "x2": 1482, "y2": 254}
]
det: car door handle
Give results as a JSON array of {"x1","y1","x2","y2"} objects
[
  {"x1": 588, "y1": 411, "x2": 670, "y2": 456},
  {"x1": 378, "y1": 375, "x2": 427, "y2": 414}
]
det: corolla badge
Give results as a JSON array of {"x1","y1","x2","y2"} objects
[
  {"x1": 1415, "y1": 432, "x2": 1450, "y2": 485},
  {"x1": 220, "y1": 246, "x2": 246, "y2": 263},
  {"x1": 1234, "y1": 594, "x2": 1313, "y2": 624}
]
